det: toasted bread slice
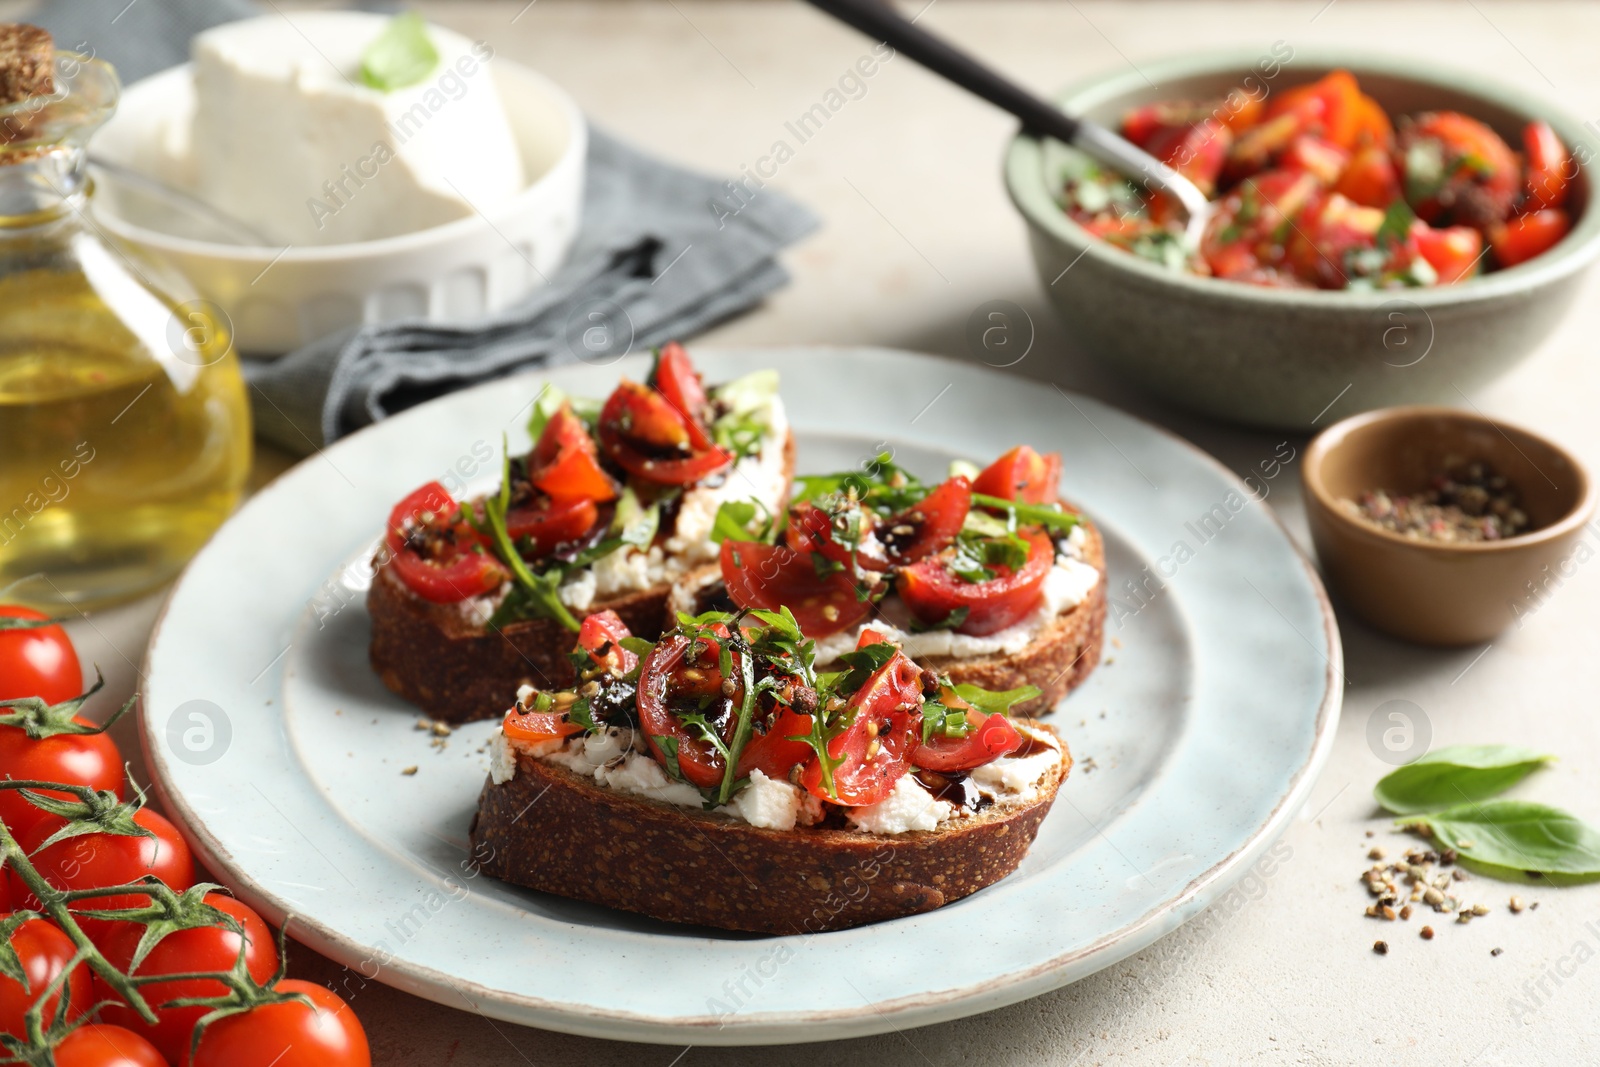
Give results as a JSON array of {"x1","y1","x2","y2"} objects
[
  {"x1": 368, "y1": 431, "x2": 796, "y2": 724},
  {"x1": 672, "y1": 519, "x2": 1107, "y2": 718},
  {"x1": 469, "y1": 722, "x2": 1069, "y2": 934}
]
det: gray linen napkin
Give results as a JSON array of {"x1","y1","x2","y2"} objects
[{"x1": 31, "y1": 0, "x2": 818, "y2": 455}]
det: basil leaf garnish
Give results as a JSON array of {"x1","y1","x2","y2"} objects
[
  {"x1": 1374, "y1": 744, "x2": 1553, "y2": 815},
  {"x1": 360, "y1": 12, "x2": 439, "y2": 91},
  {"x1": 1401, "y1": 800, "x2": 1600, "y2": 880}
]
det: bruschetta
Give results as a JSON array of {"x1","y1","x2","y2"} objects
[
  {"x1": 669, "y1": 446, "x2": 1105, "y2": 715},
  {"x1": 470, "y1": 609, "x2": 1070, "y2": 933},
  {"x1": 368, "y1": 343, "x2": 795, "y2": 723}
]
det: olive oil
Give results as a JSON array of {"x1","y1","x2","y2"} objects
[{"x1": 0, "y1": 267, "x2": 252, "y2": 610}]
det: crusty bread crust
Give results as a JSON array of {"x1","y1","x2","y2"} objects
[
  {"x1": 924, "y1": 520, "x2": 1107, "y2": 715},
  {"x1": 367, "y1": 566, "x2": 667, "y2": 724},
  {"x1": 367, "y1": 431, "x2": 796, "y2": 724},
  {"x1": 469, "y1": 723, "x2": 1069, "y2": 934}
]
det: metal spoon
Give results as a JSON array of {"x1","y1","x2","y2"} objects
[{"x1": 802, "y1": 0, "x2": 1212, "y2": 247}]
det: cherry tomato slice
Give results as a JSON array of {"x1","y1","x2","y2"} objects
[
  {"x1": 1414, "y1": 223, "x2": 1484, "y2": 284},
  {"x1": 1334, "y1": 144, "x2": 1401, "y2": 208},
  {"x1": 651, "y1": 342, "x2": 715, "y2": 452},
  {"x1": 1401, "y1": 111, "x2": 1520, "y2": 228},
  {"x1": 785, "y1": 500, "x2": 888, "y2": 571},
  {"x1": 735, "y1": 703, "x2": 815, "y2": 782},
  {"x1": 385, "y1": 482, "x2": 507, "y2": 604},
  {"x1": 1143, "y1": 118, "x2": 1232, "y2": 197},
  {"x1": 598, "y1": 381, "x2": 734, "y2": 486},
  {"x1": 898, "y1": 528, "x2": 1055, "y2": 637},
  {"x1": 637, "y1": 630, "x2": 740, "y2": 788},
  {"x1": 0, "y1": 605, "x2": 82, "y2": 705},
  {"x1": 912, "y1": 695, "x2": 1024, "y2": 772},
  {"x1": 528, "y1": 404, "x2": 617, "y2": 504},
  {"x1": 502, "y1": 707, "x2": 585, "y2": 744},
  {"x1": 1491, "y1": 209, "x2": 1571, "y2": 268},
  {"x1": 801, "y1": 632, "x2": 923, "y2": 806},
  {"x1": 0, "y1": 918, "x2": 90, "y2": 1040},
  {"x1": 719, "y1": 540, "x2": 875, "y2": 638},
  {"x1": 1523, "y1": 121, "x2": 1571, "y2": 211},
  {"x1": 578, "y1": 609, "x2": 638, "y2": 676},
  {"x1": 1280, "y1": 135, "x2": 1349, "y2": 185},
  {"x1": 1349, "y1": 93, "x2": 1394, "y2": 151},
  {"x1": 880, "y1": 476, "x2": 971, "y2": 565},
  {"x1": 504, "y1": 497, "x2": 599, "y2": 558},
  {"x1": 971, "y1": 446, "x2": 1061, "y2": 506}
]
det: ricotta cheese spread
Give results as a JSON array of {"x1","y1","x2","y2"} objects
[
  {"x1": 812, "y1": 541, "x2": 1100, "y2": 665},
  {"x1": 492, "y1": 718, "x2": 1061, "y2": 836},
  {"x1": 161, "y1": 12, "x2": 526, "y2": 245}
]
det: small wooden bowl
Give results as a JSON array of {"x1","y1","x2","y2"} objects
[{"x1": 1303, "y1": 407, "x2": 1596, "y2": 645}]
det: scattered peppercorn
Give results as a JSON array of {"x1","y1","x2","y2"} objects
[
  {"x1": 1340, "y1": 461, "x2": 1530, "y2": 543},
  {"x1": 1374, "y1": 940, "x2": 1389, "y2": 955}
]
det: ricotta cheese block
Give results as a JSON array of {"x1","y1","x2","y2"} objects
[{"x1": 178, "y1": 11, "x2": 525, "y2": 245}]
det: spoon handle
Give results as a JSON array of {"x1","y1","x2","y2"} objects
[
  {"x1": 804, "y1": 0, "x2": 1082, "y2": 144},
  {"x1": 802, "y1": 0, "x2": 1211, "y2": 244}
]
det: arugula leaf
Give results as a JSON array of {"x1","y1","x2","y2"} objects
[
  {"x1": 1400, "y1": 800, "x2": 1600, "y2": 881},
  {"x1": 619, "y1": 636, "x2": 657, "y2": 661},
  {"x1": 480, "y1": 438, "x2": 580, "y2": 632},
  {"x1": 360, "y1": 12, "x2": 439, "y2": 91},
  {"x1": 709, "y1": 499, "x2": 775, "y2": 545},
  {"x1": 1374, "y1": 745, "x2": 1553, "y2": 815},
  {"x1": 656, "y1": 734, "x2": 684, "y2": 781},
  {"x1": 971, "y1": 493, "x2": 1080, "y2": 533},
  {"x1": 791, "y1": 454, "x2": 925, "y2": 512},
  {"x1": 1376, "y1": 199, "x2": 1415, "y2": 251},
  {"x1": 920, "y1": 700, "x2": 971, "y2": 743},
  {"x1": 953, "y1": 683, "x2": 1040, "y2": 717},
  {"x1": 833, "y1": 642, "x2": 898, "y2": 698}
]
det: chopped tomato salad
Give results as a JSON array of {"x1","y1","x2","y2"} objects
[
  {"x1": 717, "y1": 446, "x2": 1082, "y2": 641},
  {"x1": 1062, "y1": 69, "x2": 1577, "y2": 288}
]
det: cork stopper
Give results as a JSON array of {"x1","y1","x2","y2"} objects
[{"x1": 0, "y1": 24, "x2": 54, "y2": 106}]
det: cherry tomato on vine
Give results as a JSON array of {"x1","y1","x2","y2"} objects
[
  {"x1": 51, "y1": 1023, "x2": 168, "y2": 1067},
  {"x1": 181, "y1": 980, "x2": 369, "y2": 1067},
  {"x1": 96, "y1": 894, "x2": 279, "y2": 1063},
  {"x1": 0, "y1": 713, "x2": 125, "y2": 841},
  {"x1": 0, "y1": 605, "x2": 82, "y2": 704},
  {"x1": 0, "y1": 918, "x2": 90, "y2": 1040},
  {"x1": 9, "y1": 807, "x2": 196, "y2": 946}
]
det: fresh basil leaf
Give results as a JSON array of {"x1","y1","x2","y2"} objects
[
  {"x1": 953, "y1": 683, "x2": 1040, "y2": 717},
  {"x1": 360, "y1": 12, "x2": 439, "y2": 91},
  {"x1": 1376, "y1": 199, "x2": 1415, "y2": 251},
  {"x1": 1401, "y1": 800, "x2": 1600, "y2": 880},
  {"x1": 1374, "y1": 745, "x2": 1554, "y2": 815}
]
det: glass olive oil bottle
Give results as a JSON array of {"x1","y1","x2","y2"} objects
[{"x1": 0, "y1": 43, "x2": 251, "y2": 610}]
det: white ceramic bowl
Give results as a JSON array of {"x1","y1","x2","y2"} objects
[{"x1": 92, "y1": 60, "x2": 586, "y2": 355}]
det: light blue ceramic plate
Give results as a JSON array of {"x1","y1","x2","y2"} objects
[{"x1": 141, "y1": 347, "x2": 1340, "y2": 1045}]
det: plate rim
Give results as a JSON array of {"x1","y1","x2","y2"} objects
[{"x1": 139, "y1": 345, "x2": 1342, "y2": 1043}]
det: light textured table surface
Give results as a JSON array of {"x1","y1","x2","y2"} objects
[{"x1": 49, "y1": 1, "x2": 1600, "y2": 1063}]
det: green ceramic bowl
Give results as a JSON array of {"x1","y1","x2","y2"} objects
[{"x1": 1005, "y1": 49, "x2": 1600, "y2": 430}]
